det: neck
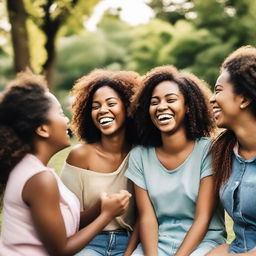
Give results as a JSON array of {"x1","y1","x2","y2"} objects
[
  {"x1": 160, "y1": 128, "x2": 193, "y2": 154},
  {"x1": 34, "y1": 150, "x2": 53, "y2": 166},
  {"x1": 33, "y1": 141, "x2": 60, "y2": 166},
  {"x1": 232, "y1": 115, "x2": 256, "y2": 153},
  {"x1": 100, "y1": 131, "x2": 130, "y2": 154}
]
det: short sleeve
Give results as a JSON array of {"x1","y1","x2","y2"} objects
[
  {"x1": 200, "y1": 141, "x2": 213, "y2": 179},
  {"x1": 61, "y1": 163, "x2": 84, "y2": 210},
  {"x1": 125, "y1": 147, "x2": 147, "y2": 190}
]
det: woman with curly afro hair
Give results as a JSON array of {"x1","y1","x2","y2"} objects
[
  {"x1": 0, "y1": 71, "x2": 131, "y2": 256},
  {"x1": 125, "y1": 66, "x2": 226, "y2": 256},
  {"x1": 61, "y1": 69, "x2": 142, "y2": 256},
  {"x1": 207, "y1": 46, "x2": 256, "y2": 256}
]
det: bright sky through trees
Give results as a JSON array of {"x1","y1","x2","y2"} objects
[{"x1": 85, "y1": 0, "x2": 155, "y2": 31}]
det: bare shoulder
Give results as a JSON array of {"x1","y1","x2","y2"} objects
[
  {"x1": 23, "y1": 171, "x2": 59, "y2": 204},
  {"x1": 66, "y1": 143, "x2": 96, "y2": 169}
]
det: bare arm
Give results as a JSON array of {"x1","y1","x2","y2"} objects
[
  {"x1": 79, "y1": 200, "x2": 101, "y2": 228},
  {"x1": 62, "y1": 145, "x2": 101, "y2": 228},
  {"x1": 134, "y1": 184, "x2": 158, "y2": 256},
  {"x1": 124, "y1": 219, "x2": 140, "y2": 256},
  {"x1": 23, "y1": 172, "x2": 131, "y2": 256},
  {"x1": 175, "y1": 176, "x2": 216, "y2": 256}
]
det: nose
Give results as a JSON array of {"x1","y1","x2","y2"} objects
[
  {"x1": 209, "y1": 93, "x2": 216, "y2": 104},
  {"x1": 157, "y1": 100, "x2": 168, "y2": 111},
  {"x1": 65, "y1": 116, "x2": 70, "y2": 123},
  {"x1": 99, "y1": 105, "x2": 109, "y2": 114},
  {"x1": 65, "y1": 116, "x2": 70, "y2": 125}
]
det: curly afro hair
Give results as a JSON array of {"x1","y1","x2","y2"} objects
[
  {"x1": 135, "y1": 65, "x2": 215, "y2": 147},
  {"x1": 0, "y1": 71, "x2": 51, "y2": 194},
  {"x1": 70, "y1": 69, "x2": 142, "y2": 144}
]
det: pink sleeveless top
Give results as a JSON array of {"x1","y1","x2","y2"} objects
[{"x1": 0, "y1": 154, "x2": 80, "y2": 256}]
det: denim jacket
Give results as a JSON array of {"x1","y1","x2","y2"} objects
[{"x1": 220, "y1": 146, "x2": 256, "y2": 253}]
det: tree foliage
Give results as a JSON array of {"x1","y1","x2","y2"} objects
[
  {"x1": 3, "y1": 0, "x2": 100, "y2": 89},
  {"x1": 56, "y1": 16, "x2": 132, "y2": 90},
  {"x1": 146, "y1": 0, "x2": 256, "y2": 87},
  {"x1": 2, "y1": 0, "x2": 256, "y2": 92}
]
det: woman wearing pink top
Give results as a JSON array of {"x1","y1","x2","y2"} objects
[{"x1": 0, "y1": 71, "x2": 131, "y2": 256}]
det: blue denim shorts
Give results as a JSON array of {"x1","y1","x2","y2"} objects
[{"x1": 75, "y1": 229, "x2": 132, "y2": 256}]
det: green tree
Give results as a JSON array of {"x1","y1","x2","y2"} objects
[
  {"x1": 56, "y1": 16, "x2": 132, "y2": 91},
  {"x1": 4, "y1": 0, "x2": 100, "y2": 89},
  {"x1": 127, "y1": 19, "x2": 174, "y2": 74},
  {"x1": 145, "y1": 0, "x2": 256, "y2": 86},
  {"x1": 6, "y1": 0, "x2": 31, "y2": 72}
]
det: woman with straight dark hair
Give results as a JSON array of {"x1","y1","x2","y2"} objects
[{"x1": 207, "y1": 46, "x2": 256, "y2": 255}]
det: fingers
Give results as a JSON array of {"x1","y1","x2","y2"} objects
[
  {"x1": 100, "y1": 190, "x2": 132, "y2": 217},
  {"x1": 100, "y1": 192, "x2": 108, "y2": 200},
  {"x1": 102, "y1": 190, "x2": 131, "y2": 201},
  {"x1": 119, "y1": 189, "x2": 132, "y2": 198}
]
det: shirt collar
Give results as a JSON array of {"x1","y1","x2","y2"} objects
[{"x1": 233, "y1": 142, "x2": 256, "y2": 163}]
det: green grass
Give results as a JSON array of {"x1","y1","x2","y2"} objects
[{"x1": 48, "y1": 141, "x2": 75, "y2": 175}]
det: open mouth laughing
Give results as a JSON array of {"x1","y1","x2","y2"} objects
[
  {"x1": 98, "y1": 117, "x2": 114, "y2": 126},
  {"x1": 157, "y1": 114, "x2": 173, "y2": 124}
]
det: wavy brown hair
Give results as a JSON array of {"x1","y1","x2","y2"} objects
[
  {"x1": 134, "y1": 65, "x2": 214, "y2": 147},
  {"x1": 0, "y1": 71, "x2": 50, "y2": 195},
  {"x1": 70, "y1": 69, "x2": 142, "y2": 144},
  {"x1": 211, "y1": 46, "x2": 256, "y2": 192}
]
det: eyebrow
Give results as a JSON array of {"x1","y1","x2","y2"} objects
[
  {"x1": 214, "y1": 84, "x2": 223, "y2": 90},
  {"x1": 106, "y1": 97, "x2": 118, "y2": 101},
  {"x1": 92, "y1": 97, "x2": 118, "y2": 103},
  {"x1": 151, "y1": 93, "x2": 178, "y2": 98}
]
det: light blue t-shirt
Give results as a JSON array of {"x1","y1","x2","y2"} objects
[{"x1": 125, "y1": 137, "x2": 226, "y2": 255}]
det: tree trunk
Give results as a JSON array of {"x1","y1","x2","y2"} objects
[
  {"x1": 42, "y1": 31, "x2": 56, "y2": 91},
  {"x1": 7, "y1": 0, "x2": 31, "y2": 72}
]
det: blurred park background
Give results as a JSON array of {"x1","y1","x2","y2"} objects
[
  {"x1": 1, "y1": 0, "x2": 255, "y2": 241},
  {"x1": 1, "y1": 0, "x2": 256, "y2": 117}
]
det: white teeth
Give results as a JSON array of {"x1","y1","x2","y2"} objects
[
  {"x1": 99, "y1": 117, "x2": 114, "y2": 124},
  {"x1": 157, "y1": 114, "x2": 173, "y2": 121},
  {"x1": 212, "y1": 108, "x2": 221, "y2": 114}
]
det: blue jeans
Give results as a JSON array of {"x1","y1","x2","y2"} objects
[
  {"x1": 132, "y1": 241, "x2": 218, "y2": 256},
  {"x1": 75, "y1": 229, "x2": 131, "y2": 256}
]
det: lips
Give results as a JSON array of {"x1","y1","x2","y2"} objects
[
  {"x1": 66, "y1": 128, "x2": 73, "y2": 137},
  {"x1": 212, "y1": 107, "x2": 221, "y2": 118}
]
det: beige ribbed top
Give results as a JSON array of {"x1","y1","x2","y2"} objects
[{"x1": 60, "y1": 155, "x2": 135, "y2": 231}]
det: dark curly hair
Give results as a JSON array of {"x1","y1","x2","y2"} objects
[
  {"x1": 0, "y1": 71, "x2": 51, "y2": 194},
  {"x1": 211, "y1": 46, "x2": 256, "y2": 192},
  {"x1": 135, "y1": 65, "x2": 214, "y2": 147},
  {"x1": 70, "y1": 69, "x2": 142, "y2": 144}
]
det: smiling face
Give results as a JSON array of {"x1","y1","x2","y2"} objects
[
  {"x1": 91, "y1": 86, "x2": 126, "y2": 137},
  {"x1": 149, "y1": 80, "x2": 187, "y2": 135},
  {"x1": 210, "y1": 70, "x2": 243, "y2": 129}
]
